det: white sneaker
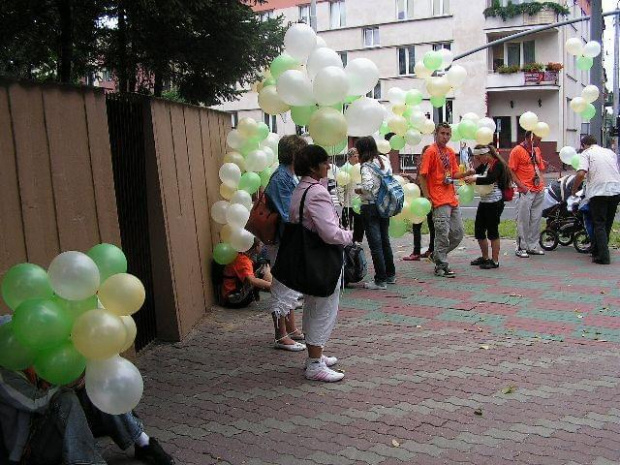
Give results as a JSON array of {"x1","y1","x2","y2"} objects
[
  {"x1": 305, "y1": 360, "x2": 344, "y2": 382},
  {"x1": 304, "y1": 355, "x2": 338, "y2": 368},
  {"x1": 364, "y1": 281, "x2": 387, "y2": 290}
]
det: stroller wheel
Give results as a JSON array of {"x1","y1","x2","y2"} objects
[
  {"x1": 573, "y1": 231, "x2": 592, "y2": 254},
  {"x1": 540, "y1": 229, "x2": 559, "y2": 251},
  {"x1": 558, "y1": 230, "x2": 574, "y2": 246}
]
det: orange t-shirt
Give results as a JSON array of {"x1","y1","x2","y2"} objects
[
  {"x1": 221, "y1": 254, "x2": 254, "y2": 299},
  {"x1": 508, "y1": 144, "x2": 546, "y2": 193},
  {"x1": 419, "y1": 144, "x2": 459, "y2": 208}
]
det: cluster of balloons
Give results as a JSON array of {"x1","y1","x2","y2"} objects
[
  {"x1": 450, "y1": 113, "x2": 499, "y2": 146},
  {"x1": 559, "y1": 146, "x2": 581, "y2": 170},
  {"x1": 518, "y1": 111, "x2": 551, "y2": 139},
  {"x1": 569, "y1": 85, "x2": 600, "y2": 122},
  {"x1": 212, "y1": 118, "x2": 282, "y2": 265},
  {"x1": 335, "y1": 159, "x2": 362, "y2": 188},
  {"x1": 565, "y1": 38, "x2": 602, "y2": 72},
  {"x1": 386, "y1": 180, "x2": 432, "y2": 237},
  {"x1": 0, "y1": 244, "x2": 144, "y2": 415}
]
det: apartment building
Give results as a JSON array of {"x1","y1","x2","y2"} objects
[{"x1": 215, "y1": 0, "x2": 592, "y2": 166}]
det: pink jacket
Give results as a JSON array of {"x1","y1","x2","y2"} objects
[{"x1": 289, "y1": 177, "x2": 353, "y2": 246}]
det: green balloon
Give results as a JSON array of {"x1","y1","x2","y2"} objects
[
  {"x1": 259, "y1": 167, "x2": 273, "y2": 187},
  {"x1": 324, "y1": 102, "x2": 344, "y2": 113},
  {"x1": 52, "y1": 294, "x2": 98, "y2": 325},
  {"x1": 430, "y1": 96, "x2": 446, "y2": 108},
  {"x1": 571, "y1": 154, "x2": 580, "y2": 170},
  {"x1": 352, "y1": 197, "x2": 362, "y2": 215},
  {"x1": 34, "y1": 341, "x2": 85, "y2": 386},
  {"x1": 379, "y1": 121, "x2": 390, "y2": 136},
  {"x1": 576, "y1": 56, "x2": 593, "y2": 71},
  {"x1": 0, "y1": 322, "x2": 36, "y2": 370},
  {"x1": 270, "y1": 54, "x2": 300, "y2": 80},
  {"x1": 402, "y1": 106, "x2": 414, "y2": 119},
  {"x1": 87, "y1": 243, "x2": 127, "y2": 283},
  {"x1": 411, "y1": 197, "x2": 432, "y2": 217},
  {"x1": 1, "y1": 263, "x2": 53, "y2": 311},
  {"x1": 238, "y1": 172, "x2": 261, "y2": 194},
  {"x1": 389, "y1": 135, "x2": 406, "y2": 151},
  {"x1": 406, "y1": 90, "x2": 423, "y2": 106},
  {"x1": 262, "y1": 77, "x2": 276, "y2": 87},
  {"x1": 457, "y1": 184, "x2": 475, "y2": 205},
  {"x1": 423, "y1": 51, "x2": 443, "y2": 71},
  {"x1": 580, "y1": 103, "x2": 596, "y2": 121},
  {"x1": 213, "y1": 243, "x2": 238, "y2": 265},
  {"x1": 255, "y1": 122, "x2": 270, "y2": 142},
  {"x1": 320, "y1": 139, "x2": 348, "y2": 155},
  {"x1": 13, "y1": 299, "x2": 71, "y2": 351},
  {"x1": 458, "y1": 119, "x2": 478, "y2": 140},
  {"x1": 450, "y1": 124, "x2": 462, "y2": 142},
  {"x1": 389, "y1": 218, "x2": 408, "y2": 238},
  {"x1": 291, "y1": 105, "x2": 317, "y2": 126},
  {"x1": 345, "y1": 95, "x2": 361, "y2": 104},
  {"x1": 239, "y1": 139, "x2": 260, "y2": 157}
]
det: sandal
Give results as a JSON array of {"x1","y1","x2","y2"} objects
[
  {"x1": 274, "y1": 340, "x2": 306, "y2": 351},
  {"x1": 288, "y1": 330, "x2": 305, "y2": 341}
]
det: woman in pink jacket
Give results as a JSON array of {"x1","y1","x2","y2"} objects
[{"x1": 289, "y1": 145, "x2": 353, "y2": 382}]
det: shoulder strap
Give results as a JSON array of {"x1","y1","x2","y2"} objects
[{"x1": 298, "y1": 183, "x2": 318, "y2": 220}]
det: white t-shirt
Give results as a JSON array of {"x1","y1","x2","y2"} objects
[{"x1": 578, "y1": 145, "x2": 620, "y2": 199}]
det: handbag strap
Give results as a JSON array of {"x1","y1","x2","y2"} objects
[{"x1": 298, "y1": 183, "x2": 319, "y2": 221}]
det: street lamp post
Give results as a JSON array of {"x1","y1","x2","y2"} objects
[{"x1": 590, "y1": 0, "x2": 603, "y2": 141}]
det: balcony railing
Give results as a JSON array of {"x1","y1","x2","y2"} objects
[{"x1": 487, "y1": 70, "x2": 559, "y2": 89}]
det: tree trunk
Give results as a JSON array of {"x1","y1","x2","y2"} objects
[{"x1": 56, "y1": 0, "x2": 73, "y2": 82}]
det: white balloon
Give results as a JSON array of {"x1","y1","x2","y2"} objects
[
  {"x1": 211, "y1": 200, "x2": 230, "y2": 225},
  {"x1": 230, "y1": 190, "x2": 253, "y2": 211},
  {"x1": 230, "y1": 227, "x2": 255, "y2": 252},
  {"x1": 350, "y1": 164, "x2": 361, "y2": 183},
  {"x1": 477, "y1": 117, "x2": 496, "y2": 132},
  {"x1": 426, "y1": 76, "x2": 451, "y2": 97},
  {"x1": 226, "y1": 129, "x2": 245, "y2": 150},
  {"x1": 410, "y1": 110, "x2": 426, "y2": 129},
  {"x1": 570, "y1": 96, "x2": 587, "y2": 113},
  {"x1": 387, "y1": 87, "x2": 406, "y2": 105},
  {"x1": 245, "y1": 149, "x2": 269, "y2": 173},
  {"x1": 345, "y1": 58, "x2": 380, "y2": 96},
  {"x1": 475, "y1": 127, "x2": 494, "y2": 145},
  {"x1": 284, "y1": 23, "x2": 317, "y2": 61},
  {"x1": 421, "y1": 119, "x2": 436, "y2": 135},
  {"x1": 519, "y1": 111, "x2": 539, "y2": 131},
  {"x1": 582, "y1": 41, "x2": 601, "y2": 58},
  {"x1": 314, "y1": 36, "x2": 327, "y2": 49},
  {"x1": 306, "y1": 47, "x2": 343, "y2": 79},
  {"x1": 446, "y1": 65, "x2": 468, "y2": 88},
  {"x1": 219, "y1": 162, "x2": 241, "y2": 188},
  {"x1": 403, "y1": 183, "x2": 421, "y2": 200},
  {"x1": 581, "y1": 85, "x2": 600, "y2": 104},
  {"x1": 565, "y1": 38, "x2": 583, "y2": 56},
  {"x1": 276, "y1": 70, "x2": 314, "y2": 106},
  {"x1": 237, "y1": 117, "x2": 258, "y2": 139},
  {"x1": 345, "y1": 97, "x2": 385, "y2": 137},
  {"x1": 559, "y1": 146, "x2": 578, "y2": 164},
  {"x1": 533, "y1": 121, "x2": 550, "y2": 139},
  {"x1": 85, "y1": 356, "x2": 143, "y2": 415},
  {"x1": 261, "y1": 133, "x2": 280, "y2": 154},
  {"x1": 226, "y1": 203, "x2": 250, "y2": 228},
  {"x1": 462, "y1": 112, "x2": 480, "y2": 123},
  {"x1": 404, "y1": 129, "x2": 422, "y2": 146},
  {"x1": 313, "y1": 66, "x2": 349, "y2": 106},
  {"x1": 262, "y1": 146, "x2": 276, "y2": 166},
  {"x1": 439, "y1": 49, "x2": 454, "y2": 70},
  {"x1": 48, "y1": 252, "x2": 100, "y2": 301},
  {"x1": 393, "y1": 175, "x2": 407, "y2": 186},
  {"x1": 336, "y1": 171, "x2": 351, "y2": 186},
  {"x1": 377, "y1": 139, "x2": 391, "y2": 154},
  {"x1": 414, "y1": 61, "x2": 433, "y2": 79}
]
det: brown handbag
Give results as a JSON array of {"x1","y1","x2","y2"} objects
[{"x1": 245, "y1": 191, "x2": 280, "y2": 245}]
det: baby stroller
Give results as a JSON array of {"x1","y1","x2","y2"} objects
[{"x1": 539, "y1": 175, "x2": 591, "y2": 253}]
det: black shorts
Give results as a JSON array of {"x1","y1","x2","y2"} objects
[{"x1": 475, "y1": 201, "x2": 505, "y2": 240}]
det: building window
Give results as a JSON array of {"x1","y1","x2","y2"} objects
[
  {"x1": 366, "y1": 82, "x2": 382, "y2": 99},
  {"x1": 295, "y1": 125, "x2": 308, "y2": 136},
  {"x1": 299, "y1": 5, "x2": 310, "y2": 24},
  {"x1": 363, "y1": 27, "x2": 380, "y2": 47},
  {"x1": 338, "y1": 51, "x2": 348, "y2": 67},
  {"x1": 330, "y1": 1, "x2": 346, "y2": 28},
  {"x1": 396, "y1": 0, "x2": 414, "y2": 20},
  {"x1": 230, "y1": 111, "x2": 238, "y2": 128},
  {"x1": 523, "y1": 40, "x2": 535, "y2": 64},
  {"x1": 259, "y1": 10, "x2": 274, "y2": 21},
  {"x1": 506, "y1": 43, "x2": 520, "y2": 67},
  {"x1": 432, "y1": 0, "x2": 449, "y2": 15},
  {"x1": 264, "y1": 113, "x2": 277, "y2": 132},
  {"x1": 506, "y1": 41, "x2": 535, "y2": 67},
  {"x1": 432, "y1": 42, "x2": 451, "y2": 51},
  {"x1": 433, "y1": 99, "x2": 453, "y2": 124},
  {"x1": 398, "y1": 46, "x2": 415, "y2": 75}
]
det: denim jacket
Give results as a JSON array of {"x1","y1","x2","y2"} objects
[{"x1": 264, "y1": 164, "x2": 298, "y2": 239}]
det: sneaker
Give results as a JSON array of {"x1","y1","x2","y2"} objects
[
  {"x1": 386, "y1": 276, "x2": 396, "y2": 284},
  {"x1": 305, "y1": 355, "x2": 338, "y2": 368},
  {"x1": 420, "y1": 250, "x2": 433, "y2": 258},
  {"x1": 135, "y1": 438, "x2": 175, "y2": 465},
  {"x1": 526, "y1": 249, "x2": 545, "y2": 256},
  {"x1": 480, "y1": 260, "x2": 499, "y2": 269},
  {"x1": 434, "y1": 267, "x2": 456, "y2": 278},
  {"x1": 515, "y1": 249, "x2": 529, "y2": 258},
  {"x1": 470, "y1": 257, "x2": 487, "y2": 266},
  {"x1": 403, "y1": 253, "x2": 421, "y2": 261},
  {"x1": 364, "y1": 281, "x2": 387, "y2": 290},
  {"x1": 305, "y1": 360, "x2": 344, "y2": 382}
]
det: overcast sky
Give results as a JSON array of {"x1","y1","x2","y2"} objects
[{"x1": 603, "y1": 0, "x2": 617, "y2": 85}]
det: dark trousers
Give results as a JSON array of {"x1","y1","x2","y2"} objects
[
  {"x1": 589, "y1": 194, "x2": 620, "y2": 263},
  {"x1": 412, "y1": 211, "x2": 435, "y2": 254},
  {"x1": 361, "y1": 204, "x2": 395, "y2": 284},
  {"x1": 342, "y1": 207, "x2": 365, "y2": 243}
]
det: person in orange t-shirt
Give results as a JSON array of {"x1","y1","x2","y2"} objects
[
  {"x1": 508, "y1": 131, "x2": 547, "y2": 258},
  {"x1": 419, "y1": 123, "x2": 475, "y2": 278},
  {"x1": 221, "y1": 242, "x2": 272, "y2": 308}
]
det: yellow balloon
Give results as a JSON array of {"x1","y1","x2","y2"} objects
[
  {"x1": 336, "y1": 171, "x2": 351, "y2": 186},
  {"x1": 98, "y1": 273, "x2": 146, "y2": 316},
  {"x1": 220, "y1": 183, "x2": 236, "y2": 200},
  {"x1": 308, "y1": 108, "x2": 347, "y2": 146},
  {"x1": 72, "y1": 309, "x2": 126, "y2": 360},
  {"x1": 223, "y1": 151, "x2": 246, "y2": 172},
  {"x1": 120, "y1": 316, "x2": 137, "y2": 353},
  {"x1": 392, "y1": 103, "x2": 407, "y2": 116},
  {"x1": 220, "y1": 224, "x2": 233, "y2": 243},
  {"x1": 258, "y1": 86, "x2": 290, "y2": 115},
  {"x1": 388, "y1": 116, "x2": 408, "y2": 136}
]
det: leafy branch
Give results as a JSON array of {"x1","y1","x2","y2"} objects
[{"x1": 483, "y1": 0, "x2": 570, "y2": 21}]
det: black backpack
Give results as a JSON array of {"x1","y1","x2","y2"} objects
[{"x1": 343, "y1": 244, "x2": 367, "y2": 285}]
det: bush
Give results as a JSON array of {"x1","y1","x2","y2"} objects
[
  {"x1": 521, "y1": 62, "x2": 545, "y2": 72},
  {"x1": 497, "y1": 65, "x2": 521, "y2": 74},
  {"x1": 546, "y1": 62, "x2": 564, "y2": 72}
]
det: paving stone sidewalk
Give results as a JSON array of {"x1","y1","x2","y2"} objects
[{"x1": 104, "y1": 236, "x2": 620, "y2": 465}]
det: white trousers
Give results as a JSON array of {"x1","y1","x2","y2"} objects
[
  {"x1": 266, "y1": 244, "x2": 302, "y2": 318},
  {"x1": 302, "y1": 277, "x2": 341, "y2": 348}
]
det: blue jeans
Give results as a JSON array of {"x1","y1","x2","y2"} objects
[
  {"x1": 361, "y1": 204, "x2": 395, "y2": 284},
  {"x1": 25, "y1": 389, "x2": 143, "y2": 465}
]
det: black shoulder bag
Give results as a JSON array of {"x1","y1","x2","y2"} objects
[{"x1": 272, "y1": 184, "x2": 344, "y2": 297}]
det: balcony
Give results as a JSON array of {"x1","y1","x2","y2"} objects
[
  {"x1": 486, "y1": 71, "x2": 559, "y2": 92},
  {"x1": 483, "y1": 0, "x2": 568, "y2": 32}
]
